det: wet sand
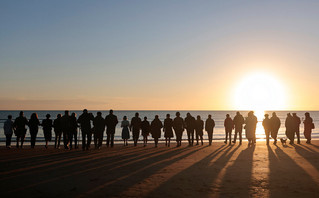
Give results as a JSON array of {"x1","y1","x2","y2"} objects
[{"x1": 1, "y1": 140, "x2": 319, "y2": 197}]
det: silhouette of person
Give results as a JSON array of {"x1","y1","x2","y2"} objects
[
  {"x1": 205, "y1": 114, "x2": 215, "y2": 146},
  {"x1": 77, "y1": 109, "x2": 94, "y2": 150},
  {"x1": 53, "y1": 114, "x2": 62, "y2": 149},
  {"x1": 3, "y1": 115, "x2": 14, "y2": 148},
  {"x1": 105, "y1": 109, "x2": 118, "y2": 147},
  {"x1": 61, "y1": 110, "x2": 71, "y2": 149},
  {"x1": 262, "y1": 114, "x2": 271, "y2": 145},
  {"x1": 141, "y1": 116, "x2": 150, "y2": 147},
  {"x1": 42, "y1": 114, "x2": 53, "y2": 149},
  {"x1": 69, "y1": 113, "x2": 78, "y2": 149},
  {"x1": 121, "y1": 116, "x2": 130, "y2": 146},
  {"x1": 130, "y1": 112, "x2": 142, "y2": 146},
  {"x1": 29, "y1": 113, "x2": 40, "y2": 149},
  {"x1": 245, "y1": 111, "x2": 258, "y2": 146},
  {"x1": 285, "y1": 113, "x2": 294, "y2": 144},
  {"x1": 151, "y1": 115, "x2": 163, "y2": 147},
  {"x1": 195, "y1": 115, "x2": 204, "y2": 146},
  {"x1": 184, "y1": 113, "x2": 196, "y2": 146},
  {"x1": 173, "y1": 112, "x2": 184, "y2": 147},
  {"x1": 164, "y1": 114, "x2": 174, "y2": 147},
  {"x1": 232, "y1": 112, "x2": 245, "y2": 144},
  {"x1": 270, "y1": 112, "x2": 281, "y2": 145},
  {"x1": 93, "y1": 112, "x2": 105, "y2": 149},
  {"x1": 292, "y1": 113, "x2": 301, "y2": 144},
  {"x1": 224, "y1": 114, "x2": 233, "y2": 145},
  {"x1": 304, "y1": 112, "x2": 314, "y2": 144},
  {"x1": 13, "y1": 111, "x2": 28, "y2": 148}
]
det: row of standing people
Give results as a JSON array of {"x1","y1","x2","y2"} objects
[
  {"x1": 224, "y1": 111, "x2": 314, "y2": 146},
  {"x1": 3, "y1": 110, "x2": 315, "y2": 149}
]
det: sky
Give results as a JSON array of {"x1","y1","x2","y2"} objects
[{"x1": 1, "y1": 0, "x2": 319, "y2": 110}]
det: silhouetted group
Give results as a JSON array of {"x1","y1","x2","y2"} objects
[{"x1": 2, "y1": 110, "x2": 316, "y2": 149}]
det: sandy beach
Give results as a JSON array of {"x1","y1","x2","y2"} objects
[{"x1": 1, "y1": 140, "x2": 319, "y2": 197}]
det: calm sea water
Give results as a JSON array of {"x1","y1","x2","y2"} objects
[{"x1": 1, "y1": 110, "x2": 318, "y2": 145}]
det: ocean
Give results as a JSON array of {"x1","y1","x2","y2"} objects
[{"x1": 1, "y1": 110, "x2": 318, "y2": 145}]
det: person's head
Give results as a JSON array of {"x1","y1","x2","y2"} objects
[
  {"x1": 166, "y1": 114, "x2": 170, "y2": 118},
  {"x1": 176, "y1": 112, "x2": 180, "y2": 117},
  {"x1": 305, "y1": 112, "x2": 310, "y2": 117},
  {"x1": 292, "y1": 113, "x2": 297, "y2": 117},
  {"x1": 248, "y1": 111, "x2": 254, "y2": 116},
  {"x1": 287, "y1": 113, "x2": 291, "y2": 117},
  {"x1": 109, "y1": 109, "x2": 113, "y2": 114},
  {"x1": 144, "y1": 116, "x2": 147, "y2": 121},
  {"x1": 31, "y1": 113, "x2": 38, "y2": 120},
  {"x1": 135, "y1": 112, "x2": 139, "y2": 117},
  {"x1": 57, "y1": 114, "x2": 62, "y2": 118},
  {"x1": 197, "y1": 115, "x2": 201, "y2": 120},
  {"x1": 155, "y1": 115, "x2": 159, "y2": 119},
  {"x1": 8, "y1": 115, "x2": 12, "y2": 120},
  {"x1": 264, "y1": 114, "x2": 269, "y2": 118},
  {"x1": 236, "y1": 111, "x2": 240, "y2": 115},
  {"x1": 65, "y1": 110, "x2": 69, "y2": 116},
  {"x1": 272, "y1": 112, "x2": 277, "y2": 117},
  {"x1": 226, "y1": 114, "x2": 230, "y2": 118},
  {"x1": 71, "y1": 112, "x2": 76, "y2": 117},
  {"x1": 19, "y1": 111, "x2": 24, "y2": 116},
  {"x1": 83, "y1": 109, "x2": 88, "y2": 114},
  {"x1": 46, "y1": 114, "x2": 51, "y2": 119},
  {"x1": 123, "y1": 116, "x2": 127, "y2": 120},
  {"x1": 97, "y1": 112, "x2": 102, "y2": 116},
  {"x1": 186, "y1": 112, "x2": 191, "y2": 117},
  {"x1": 208, "y1": 114, "x2": 212, "y2": 119}
]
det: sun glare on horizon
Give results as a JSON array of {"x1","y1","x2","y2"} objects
[{"x1": 234, "y1": 72, "x2": 287, "y2": 121}]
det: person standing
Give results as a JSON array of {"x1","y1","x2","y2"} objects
[
  {"x1": 29, "y1": 113, "x2": 40, "y2": 149},
  {"x1": 184, "y1": 113, "x2": 196, "y2": 146},
  {"x1": 105, "y1": 109, "x2": 118, "y2": 147},
  {"x1": 93, "y1": 112, "x2": 105, "y2": 149},
  {"x1": 224, "y1": 114, "x2": 233, "y2": 145},
  {"x1": 245, "y1": 111, "x2": 258, "y2": 146},
  {"x1": 151, "y1": 115, "x2": 163, "y2": 148},
  {"x1": 53, "y1": 114, "x2": 63, "y2": 149},
  {"x1": 13, "y1": 111, "x2": 28, "y2": 148},
  {"x1": 141, "y1": 117, "x2": 150, "y2": 147},
  {"x1": 69, "y1": 113, "x2": 78, "y2": 149},
  {"x1": 3, "y1": 115, "x2": 14, "y2": 148},
  {"x1": 61, "y1": 110, "x2": 71, "y2": 149},
  {"x1": 285, "y1": 113, "x2": 294, "y2": 144},
  {"x1": 42, "y1": 114, "x2": 53, "y2": 149},
  {"x1": 130, "y1": 112, "x2": 142, "y2": 146},
  {"x1": 163, "y1": 114, "x2": 174, "y2": 147},
  {"x1": 292, "y1": 113, "x2": 301, "y2": 144},
  {"x1": 77, "y1": 109, "x2": 94, "y2": 150},
  {"x1": 205, "y1": 114, "x2": 215, "y2": 146},
  {"x1": 173, "y1": 112, "x2": 184, "y2": 147},
  {"x1": 262, "y1": 114, "x2": 272, "y2": 145},
  {"x1": 304, "y1": 112, "x2": 314, "y2": 144},
  {"x1": 195, "y1": 115, "x2": 204, "y2": 146},
  {"x1": 121, "y1": 116, "x2": 130, "y2": 146},
  {"x1": 270, "y1": 112, "x2": 281, "y2": 145},
  {"x1": 232, "y1": 112, "x2": 245, "y2": 145}
]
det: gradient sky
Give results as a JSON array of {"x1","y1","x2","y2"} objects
[{"x1": 1, "y1": 0, "x2": 319, "y2": 110}]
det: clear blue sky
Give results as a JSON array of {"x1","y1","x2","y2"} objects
[{"x1": 1, "y1": 0, "x2": 319, "y2": 110}]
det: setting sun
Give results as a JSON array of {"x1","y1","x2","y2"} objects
[{"x1": 234, "y1": 72, "x2": 287, "y2": 119}]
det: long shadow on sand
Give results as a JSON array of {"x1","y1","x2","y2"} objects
[
  {"x1": 146, "y1": 144, "x2": 240, "y2": 197},
  {"x1": 268, "y1": 145, "x2": 319, "y2": 197},
  {"x1": 293, "y1": 144, "x2": 319, "y2": 172}
]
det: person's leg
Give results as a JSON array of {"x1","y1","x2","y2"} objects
[
  {"x1": 229, "y1": 131, "x2": 232, "y2": 145},
  {"x1": 94, "y1": 132, "x2": 98, "y2": 148},
  {"x1": 208, "y1": 132, "x2": 212, "y2": 145},
  {"x1": 82, "y1": 131, "x2": 86, "y2": 150},
  {"x1": 224, "y1": 130, "x2": 228, "y2": 144},
  {"x1": 87, "y1": 131, "x2": 92, "y2": 150},
  {"x1": 54, "y1": 132, "x2": 58, "y2": 148},
  {"x1": 196, "y1": 130, "x2": 199, "y2": 145},
  {"x1": 233, "y1": 131, "x2": 237, "y2": 143},
  {"x1": 239, "y1": 130, "x2": 242, "y2": 144},
  {"x1": 200, "y1": 135, "x2": 203, "y2": 145},
  {"x1": 296, "y1": 131, "x2": 300, "y2": 144},
  {"x1": 155, "y1": 138, "x2": 158, "y2": 147},
  {"x1": 191, "y1": 130, "x2": 194, "y2": 146},
  {"x1": 20, "y1": 133, "x2": 25, "y2": 148},
  {"x1": 187, "y1": 130, "x2": 191, "y2": 145},
  {"x1": 30, "y1": 133, "x2": 35, "y2": 148},
  {"x1": 16, "y1": 135, "x2": 20, "y2": 148},
  {"x1": 69, "y1": 132, "x2": 73, "y2": 149},
  {"x1": 168, "y1": 137, "x2": 171, "y2": 147},
  {"x1": 57, "y1": 133, "x2": 61, "y2": 148},
  {"x1": 106, "y1": 133, "x2": 110, "y2": 147},
  {"x1": 74, "y1": 131, "x2": 78, "y2": 148}
]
